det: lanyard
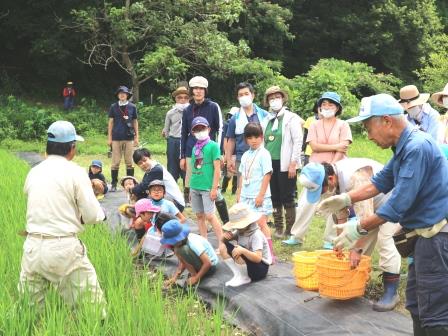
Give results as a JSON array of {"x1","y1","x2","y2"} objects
[{"x1": 243, "y1": 148, "x2": 261, "y2": 181}]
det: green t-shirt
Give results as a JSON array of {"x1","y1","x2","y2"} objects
[
  {"x1": 190, "y1": 141, "x2": 221, "y2": 191},
  {"x1": 264, "y1": 117, "x2": 283, "y2": 160}
]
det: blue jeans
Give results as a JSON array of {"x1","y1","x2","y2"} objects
[
  {"x1": 166, "y1": 137, "x2": 184, "y2": 184},
  {"x1": 63, "y1": 96, "x2": 74, "y2": 110},
  {"x1": 405, "y1": 232, "x2": 448, "y2": 328}
]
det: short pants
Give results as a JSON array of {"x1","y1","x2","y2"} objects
[
  {"x1": 240, "y1": 196, "x2": 273, "y2": 216},
  {"x1": 190, "y1": 189, "x2": 215, "y2": 214}
]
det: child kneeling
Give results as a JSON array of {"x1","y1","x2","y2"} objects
[
  {"x1": 220, "y1": 203, "x2": 272, "y2": 287},
  {"x1": 162, "y1": 220, "x2": 218, "y2": 287}
]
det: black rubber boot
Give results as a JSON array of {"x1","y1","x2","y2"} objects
[
  {"x1": 231, "y1": 175, "x2": 238, "y2": 194},
  {"x1": 215, "y1": 198, "x2": 229, "y2": 224},
  {"x1": 126, "y1": 167, "x2": 134, "y2": 177},
  {"x1": 284, "y1": 203, "x2": 296, "y2": 236},
  {"x1": 222, "y1": 176, "x2": 230, "y2": 193},
  {"x1": 111, "y1": 169, "x2": 119, "y2": 192},
  {"x1": 273, "y1": 206, "x2": 284, "y2": 239},
  {"x1": 425, "y1": 326, "x2": 448, "y2": 336}
]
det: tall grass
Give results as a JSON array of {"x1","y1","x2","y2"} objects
[{"x1": 0, "y1": 150, "x2": 233, "y2": 335}]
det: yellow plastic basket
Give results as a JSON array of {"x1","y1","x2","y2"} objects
[
  {"x1": 292, "y1": 250, "x2": 327, "y2": 291},
  {"x1": 316, "y1": 252, "x2": 371, "y2": 300}
]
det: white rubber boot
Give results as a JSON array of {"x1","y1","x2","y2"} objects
[{"x1": 224, "y1": 259, "x2": 251, "y2": 287}]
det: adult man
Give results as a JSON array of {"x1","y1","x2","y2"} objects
[
  {"x1": 319, "y1": 94, "x2": 448, "y2": 335},
  {"x1": 297, "y1": 161, "x2": 401, "y2": 311},
  {"x1": 225, "y1": 82, "x2": 270, "y2": 177},
  {"x1": 162, "y1": 86, "x2": 189, "y2": 184},
  {"x1": 179, "y1": 76, "x2": 228, "y2": 220},
  {"x1": 19, "y1": 121, "x2": 106, "y2": 314},
  {"x1": 399, "y1": 85, "x2": 440, "y2": 141},
  {"x1": 62, "y1": 81, "x2": 76, "y2": 110},
  {"x1": 108, "y1": 85, "x2": 139, "y2": 191}
]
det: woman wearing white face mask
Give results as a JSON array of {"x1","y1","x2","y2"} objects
[
  {"x1": 399, "y1": 85, "x2": 440, "y2": 141},
  {"x1": 283, "y1": 92, "x2": 352, "y2": 247},
  {"x1": 163, "y1": 86, "x2": 190, "y2": 185},
  {"x1": 262, "y1": 86, "x2": 303, "y2": 239},
  {"x1": 431, "y1": 83, "x2": 448, "y2": 144}
]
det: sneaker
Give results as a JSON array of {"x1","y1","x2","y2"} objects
[{"x1": 282, "y1": 236, "x2": 301, "y2": 246}]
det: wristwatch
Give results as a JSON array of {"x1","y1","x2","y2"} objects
[{"x1": 356, "y1": 222, "x2": 368, "y2": 236}]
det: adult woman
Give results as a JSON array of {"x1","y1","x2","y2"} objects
[
  {"x1": 431, "y1": 83, "x2": 448, "y2": 144},
  {"x1": 284, "y1": 91, "x2": 352, "y2": 247},
  {"x1": 262, "y1": 86, "x2": 302, "y2": 239}
]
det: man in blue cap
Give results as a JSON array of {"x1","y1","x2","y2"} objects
[
  {"x1": 319, "y1": 94, "x2": 448, "y2": 335},
  {"x1": 19, "y1": 121, "x2": 106, "y2": 316},
  {"x1": 108, "y1": 85, "x2": 139, "y2": 191},
  {"x1": 295, "y1": 161, "x2": 401, "y2": 311}
]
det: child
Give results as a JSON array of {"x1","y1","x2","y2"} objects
[
  {"x1": 131, "y1": 148, "x2": 185, "y2": 212},
  {"x1": 162, "y1": 220, "x2": 218, "y2": 287},
  {"x1": 88, "y1": 160, "x2": 108, "y2": 199},
  {"x1": 131, "y1": 199, "x2": 161, "y2": 256},
  {"x1": 220, "y1": 203, "x2": 272, "y2": 287},
  {"x1": 148, "y1": 180, "x2": 186, "y2": 223},
  {"x1": 189, "y1": 117, "x2": 223, "y2": 245},
  {"x1": 121, "y1": 176, "x2": 138, "y2": 203},
  {"x1": 236, "y1": 122, "x2": 274, "y2": 258}
]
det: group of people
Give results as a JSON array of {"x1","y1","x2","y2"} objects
[{"x1": 18, "y1": 76, "x2": 448, "y2": 335}]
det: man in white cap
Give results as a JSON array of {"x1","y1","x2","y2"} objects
[
  {"x1": 19, "y1": 121, "x2": 107, "y2": 315},
  {"x1": 296, "y1": 161, "x2": 401, "y2": 311},
  {"x1": 180, "y1": 76, "x2": 228, "y2": 221},
  {"x1": 319, "y1": 94, "x2": 448, "y2": 335},
  {"x1": 399, "y1": 84, "x2": 439, "y2": 141}
]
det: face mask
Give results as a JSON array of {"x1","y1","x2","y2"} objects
[
  {"x1": 238, "y1": 95, "x2": 253, "y2": 108},
  {"x1": 175, "y1": 103, "x2": 189, "y2": 110},
  {"x1": 269, "y1": 98, "x2": 283, "y2": 112},
  {"x1": 407, "y1": 105, "x2": 423, "y2": 121},
  {"x1": 320, "y1": 109, "x2": 336, "y2": 119},
  {"x1": 194, "y1": 130, "x2": 209, "y2": 141},
  {"x1": 443, "y1": 97, "x2": 448, "y2": 109}
]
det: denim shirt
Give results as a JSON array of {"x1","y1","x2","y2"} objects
[
  {"x1": 372, "y1": 125, "x2": 448, "y2": 229},
  {"x1": 407, "y1": 103, "x2": 440, "y2": 141}
]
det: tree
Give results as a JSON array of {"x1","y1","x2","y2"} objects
[{"x1": 71, "y1": 0, "x2": 248, "y2": 102}]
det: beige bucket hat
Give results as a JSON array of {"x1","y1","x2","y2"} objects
[
  {"x1": 171, "y1": 86, "x2": 189, "y2": 98},
  {"x1": 431, "y1": 83, "x2": 448, "y2": 107},
  {"x1": 222, "y1": 203, "x2": 261, "y2": 231},
  {"x1": 398, "y1": 85, "x2": 429, "y2": 109},
  {"x1": 264, "y1": 85, "x2": 288, "y2": 106}
]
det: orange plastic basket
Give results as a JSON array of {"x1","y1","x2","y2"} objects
[
  {"x1": 292, "y1": 250, "x2": 327, "y2": 291},
  {"x1": 316, "y1": 252, "x2": 371, "y2": 300}
]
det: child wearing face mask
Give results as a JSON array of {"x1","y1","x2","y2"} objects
[{"x1": 189, "y1": 117, "x2": 224, "y2": 249}]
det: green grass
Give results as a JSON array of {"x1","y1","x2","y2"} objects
[{"x1": 0, "y1": 149, "x2": 239, "y2": 335}]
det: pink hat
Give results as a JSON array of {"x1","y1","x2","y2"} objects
[{"x1": 134, "y1": 199, "x2": 161, "y2": 217}]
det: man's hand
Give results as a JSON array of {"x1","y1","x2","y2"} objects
[
  {"x1": 333, "y1": 217, "x2": 362, "y2": 249},
  {"x1": 349, "y1": 248, "x2": 362, "y2": 269},
  {"x1": 161, "y1": 130, "x2": 166, "y2": 138},
  {"x1": 210, "y1": 188, "x2": 217, "y2": 201},
  {"x1": 107, "y1": 138, "x2": 112, "y2": 146},
  {"x1": 318, "y1": 193, "x2": 352, "y2": 215},
  {"x1": 180, "y1": 158, "x2": 186, "y2": 171},
  {"x1": 288, "y1": 163, "x2": 297, "y2": 179}
]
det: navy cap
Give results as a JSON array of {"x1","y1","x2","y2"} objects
[{"x1": 191, "y1": 116, "x2": 209, "y2": 131}]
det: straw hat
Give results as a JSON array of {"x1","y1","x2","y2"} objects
[
  {"x1": 431, "y1": 83, "x2": 448, "y2": 107},
  {"x1": 223, "y1": 203, "x2": 261, "y2": 231},
  {"x1": 172, "y1": 86, "x2": 189, "y2": 98},
  {"x1": 398, "y1": 85, "x2": 429, "y2": 109},
  {"x1": 264, "y1": 85, "x2": 288, "y2": 106}
]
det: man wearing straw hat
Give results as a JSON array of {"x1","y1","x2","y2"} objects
[
  {"x1": 399, "y1": 85, "x2": 440, "y2": 141},
  {"x1": 297, "y1": 161, "x2": 401, "y2": 312},
  {"x1": 162, "y1": 86, "x2": 190, "y2": 185},
  {"x1": 431, "y1": 83, "x2": 448, "y2": 144},
  {"x1": 319, "y1": 94, "x2": 448, "y2": 335}
]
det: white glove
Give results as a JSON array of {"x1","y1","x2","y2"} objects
[
  {"x1": 333, "y1": 217, "x2": 363, "y2": 249},
  {"x1": 317, "y1": 193, "x2": 352, "y2": 215}
]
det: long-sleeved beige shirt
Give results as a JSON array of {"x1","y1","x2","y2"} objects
[{"x1": 24, "y1": 155, "x2": 105, "y2": 236}]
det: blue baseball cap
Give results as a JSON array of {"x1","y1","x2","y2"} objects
[
  {"x1": 318, "y1": 92, "x2": 342, "y2": 107},
  {"x1": 47, "y1": 121, "x2": 84, "y2": 143},
  {"x1": 299, "y1": 163, "x2": 325, "y2": 204},
  {"x1": 160, "y1": 220, "x2": 190, "y2": 246},
  {"x1": 347, "y1": 93, "x2": 404, "y2": 123},
  {"x1": 91, "y1": 160, "x2": 102, "y2": 168},
  {"x1": 191, "y1": 116, "x2": 209, "y2": 131}
]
